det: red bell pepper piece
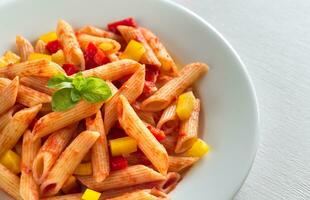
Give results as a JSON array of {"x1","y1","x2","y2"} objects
[
  {"x1": 107, "y1": 17, "x2": 138, "y2": 34},
  {"x1": 62, "y1": 64, "x2": 79, "y2": 75},
  {"x1": 145, "y1": 66, "x2": 159, "y2": 82},
  {"x1": 84, "y1": 42, "x2": 109, "y2": 69},
  {"x1": 146, "y1": 124, "x2": 166, "y2": 141},
  {"x1": 93, "y1": 49, "x2": 109, "y2": 66},
  {"x1": 45, "y1": 40, "x2": 62, "y2": 54},
  {"x1": 110, "y1": 156, "x2": 128, "y2": 171}
]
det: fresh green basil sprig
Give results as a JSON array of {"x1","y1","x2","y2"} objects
[{"x1": 47, "y1": 73, "x2": 112, "y2": 112}]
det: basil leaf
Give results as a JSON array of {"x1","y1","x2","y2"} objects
[
  {"x1": 81, "y1": 77, "x2": 112, "y2": 103},
  {"x1": 51, "y1": 88, "x2": 77, "y2": 111},
  {"x1": 48, "y1": 74, "x2": 73, "y2": 89},
  {"x1": 72, "y1": 73, "x2": 86, "y2": 91},
  {"x1": 71, "y1": 88, "x2": 81, "y2": 102}
]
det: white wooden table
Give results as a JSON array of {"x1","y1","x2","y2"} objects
[{"x1": 173, "y1": 0, "x2": 310, "y2": 199}]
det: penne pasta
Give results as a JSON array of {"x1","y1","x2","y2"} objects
[
  {"x1": 86, "y1": 110, "x2": 110, "y2": 182},
  {"x1": 32, "y1": 100, "x2": 103, "y2": 140},
  {"x1": 0, "y1": 76, "x2": 19, "y2": 115},
  {"x1": 117, "y1": 25, "x2": 161, "y2": 67},
  {"x1": 32, "y1": 124, "x2": 77, "y2": 184},
  {"x1": 77, "y1": 33, "x2": 121, "y2": 54},
  {"x1": 78, "y1": 25, "x2": 123, "y2": 42},
  {"x1": 0, "y1": 59, "x2": 65, "y2": 78},
  {"x1": 106, "y1": 190, "x2": 164, "y2": 200},
  {"x1": 168, "y1": 156, "x2": 199, "y2": 172},
  {"x1": 0, "y1": 77, "x2": 51, "y2": 107},
  {"x1": 104, "y1": 66, "x2": 145, "y2": 134},
  {"x1": 61, "y1": 176, "x2": 80, "y2": 194},
  {"x1": 20, "y1": 76, "x2": 54, "y2": 95},
  {"x1": 136, "y1": 110, "x2": 156, "y2": 126},
  {"x1": 107, "y1": 53, "x2": 120, "y2": 62},
  {"x1": 0, "y1": 163, "x2": 22, "y2": 200},
  {"x1": 141, "y1": 62, "x2": 208, "y2": 111},
  {"x1": 41, "y1": 193, "x2": 82, "y2": 200},
  {"x1": 140, "y1": 27, "x2": 179, "y2": 76},
  {"x1": 156, "y1": 103, "x2": 179, "y2": 135},
  {"x1": 156, "y1": 172, "x2": 181, "y2": 193},
  {"x1": 0, "y1": 104, "x2": 41, "y2": 157},
  {"x1": 40, "y1": 131, "x2": 100, "y2": 197},
  {"x1": 160, "y1": 134, "x2": 178, "y2": 154},
  {"x1": 106, "y1": 81, "x2": 118, "y2": 95},
  {"x1": 175, "y1": 99, "x2": 200, "y2": 153},
  {"x1": 57, "y1": 20, "x2": 85, "y2": 70},
  {"x1": 16, "y1": 35, "x2": 34, "y2": 61},
  {"x1": 77, "y1": 165, "x2": 165, "y2": 192},
  {"x1": 82, "y1": 59, "x2": 142, "y2": 81},
  {"x1": 118, "y1": 96, "x2": 169, "y2": 174},
  {"x1": 20, "y1": 130, "x2": 41, "y2": 200},
  {"x1": 35, "y1": 40, "x2": 48, "y2": 54}
]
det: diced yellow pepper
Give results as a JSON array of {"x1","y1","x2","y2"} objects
[
  {"x1": 99, "y1": 42, "x2": 114, "y2": 52},
  {"x1": 82, "y1": 188, "x2": 101, "y2": 200},
  {"x1": 120, "y1": 40, "x2": 145, "y2": 62},
  {"x1": 176, "y1": 91, "x2": 196, "y2": 120},
  {"x1": 39, "y1": 32, "x2": 58, "y2": 43},
  {"x1": 51, "y1": 50, "x2": 65, "y2": 66},
  {"x1": 0, "y1": 57, "x2": 8, "y2": 67},
  {"x1": 109, "y1": 136, "x2": 137, "y2": 157},
  {"x1": 74, "y1": 162, "x2": 92, "y2": 175},
  {"x1": 28, "y1": 53, "x2": 52, "y2": 61},
  {"x1": 0, "y1": 150, "x2": 21, "y2": 174},
  {"x1": 62, "y1": 176, "x2": 79, "y2": 194},
  {"x1": 3, "y1": 51, "x2": 20, "y2": 64},
  {"x1": 183, "y1": 139, "x2": 210, "y2": 158}
]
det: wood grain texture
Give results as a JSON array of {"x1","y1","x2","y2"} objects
[{"x1": 174, "y1": 0, "x2": 310, "y2": 199}]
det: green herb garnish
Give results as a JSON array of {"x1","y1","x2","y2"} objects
[{"x1": 48, "y1": 73, "x2": 112, "y2": 112}]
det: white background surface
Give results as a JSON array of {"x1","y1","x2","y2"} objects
[{"x1": 173, "y1": 0, "x2": 310, "y2": 199}]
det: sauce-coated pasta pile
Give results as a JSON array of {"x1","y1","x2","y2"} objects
[{"x1": 0, "y1": 18, "x2": 209, "y2": 200}]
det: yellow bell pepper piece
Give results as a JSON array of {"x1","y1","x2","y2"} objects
[
  {"x1": 74, "y1": 162, "x2": 92, "y2": 175},
  {"x1": 99, "y1": 42, "x2": 114, "y2": 52},
  {"x1": 109, "y1": 136, "x2": 137, "y2": 157},
  {"x1": 120, "y1": 40, "x2": 145, "y2": 62},
  {"x1": 183, "y1": 139, "x2": 210, "y2": 158},
  {"x1": 3, "y1": 51, "x2": 20, "y2": 64},
  {"x1": 51, "y1": 50, "x2": 65, "y2": 66},
  {"x1": 0, "y1": 150, "x2": 21, "y2": 174},
  {"x1": 176, "y1": 91, "x2": 196, "y2": 120},
  {"x1": 82, "y1": 188, "x2": 101, "y2": 200},
  {"x1": 28, "y1": 53, "x2": 52, "y2": 61},
  {"x1": 39, "y1": 32, "x2": 57, "y2": 43},
  {"x1": 0, "y1": 57, "x2": 8, "y2": 67}
]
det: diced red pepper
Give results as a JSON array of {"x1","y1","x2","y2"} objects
[
  {"x1": 145, "y1": 66, "x2": 159, "y2": 82},
  {"x1": 110, "y1": 156, "x2": 128, "y2": 171},
  {"x1": 93, "y1": 49, "x2": 109, "y2": 66},
  {"x1": 62, "y1": 64, "x2": 79, "y2": 75},
  {"x1": 143, "y1": 81, "x2": 157, "y2": 97},
  {"x1": 84, "y1": 42, "x2": 109, "y2": 69},
  {"x1": 45, "y1": 40, "x2": 62, "y2": 54},
  {"x1": 107, "y1": 17, "x2": 138, "y2": 34},
  {"x1": 146, "y1": 124, "x2": 166, "y2": 141}
]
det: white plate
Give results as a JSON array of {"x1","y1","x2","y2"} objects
[{"x1": 0, "y1": 0, "x2": 259, "y2": 199}]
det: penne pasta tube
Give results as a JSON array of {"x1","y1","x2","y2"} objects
[
  {"x1": 0, "y1": 106, "x2": 19, "y2": 132},
  {"x1": 156, "y1": 172, "x2": 181, "y2": 193},
  {"x1": 86, "y1": 110, "x2": 110, "y2": 182},
  {"x1": 41, "y1": 193, "x2": 82, "y2": 200},
  {"x1": 57, "y1": 20, "x2": 85, "y2": 70},
  {"x1": 78, "y1": 25, "x2": 123, "y2": 42},
  {"x1": 77, "y1": 33, "x2": 121, "y2": 54},
  {"x1": 141, "y1": 62, "x2": 208, "y2": 111},
  {"x1": 136, "y1": 110, "x2": 156, "y2": 126},
  {"x1": 0, "y1": 104, "x2": 41, "y2": 157},
  {"x1": 82, "y1": 59, "x2": 142, "y2": 81},
  {"x1": 106, "y1": 81, "x2": 118, "y2": 95},
  {"x1": 107, "y1": 53, "x2": 120, "y2": 62},
  {"x1": 117, "y1": 96, "x2": 169, "y2": 174},
  {"x1": 117, "y1": 26, "x2": 161, "y2": 67},
  {"x1": 77, "y1": 165, "x2": 165, "y2": 192},
  {"x1": 0, "y1": 78, "x2": 51, "y2": 107},
  {"x1": 104, "y1": 66, "x2": 145, "y2": 134},
  {"x1": 20, "y1": 130, "x2": 41, "y2": 200},
  {"x1": 0, "y1": 163, "x2": 22, "y2": 200},
  {"x1": 156, "y1": 103, "x2": 179, "y2": 135},
  {"x1": 32, "y1": 124, "x2": 77, "y2": 184},
  {"x1": 20, "y1": 76, "x2": 55, "y2": 95},
  {"x1": 40, "y1": 131, "x2": 100, "y2": 197},
  {"x1": 140, "y1": 27, "x2": 179, "y2": 76},
  {"x1": 175, "y1": 99, "x2": 200, "y2": 153},
  {"x1": 160, "y1": 134, "x2": 178, "y2": 154},
  {"x1": 0, "y1": 76, "x2": 19, "y2": 115},
  {"x1": 61, "y1": 176, "x2": 80, "y2": 194},
  {"x1": 32, "y1": 100, "x2": 103, "y2": 140},
  {"x1": 106, "y1": 190, "x2": 163, "y2": 200},
  {"x1": 0, "y1": 59, "x2": 65, "y2": 78},
  {"x1": 35, "y1": 40, "x2": 48, "y2": 54},
  {"x1": 16, "y1": 35, "x2": 34, "y2": 61},
  {"x1": 168, "y1": 156, "x2": 199, "y2": 172}
]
